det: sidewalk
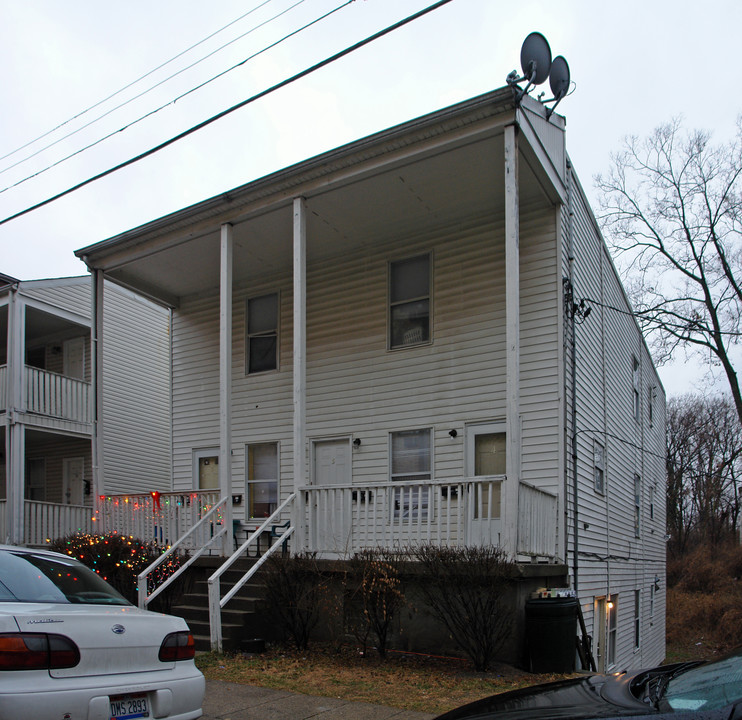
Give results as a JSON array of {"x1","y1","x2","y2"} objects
[{"x1": 201, "y1": 679, "x2": 437, "y2": 720}]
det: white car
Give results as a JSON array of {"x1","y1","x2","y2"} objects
[{"x1": 0, "y1": 544, "x2": 204, "y2": 720}]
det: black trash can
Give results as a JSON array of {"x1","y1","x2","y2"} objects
[{"x1": 525, "y1": 597, "x2": 578, "y2": 673}]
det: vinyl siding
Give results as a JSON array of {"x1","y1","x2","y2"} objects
[
  {"x1": 100, "y1": 284, "x2": 172, "y2": 493},
  {"x1": 563, "y1": 168, "x2": 666, "y2": 670},
  {"x1": 170, "y1": 206, "x2": 563, "y2": 524}
]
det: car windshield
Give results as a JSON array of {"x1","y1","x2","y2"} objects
[
  {"x1": 661, "y1": 649, "x2": 742, "y2": 712},
  {"x1": 0, "y1": 550, "x2": 130, "y2": 606}
]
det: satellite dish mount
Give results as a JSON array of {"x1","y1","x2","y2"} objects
[{"x1": 506, "y1": 32, "x2": 571, "y2": 118}]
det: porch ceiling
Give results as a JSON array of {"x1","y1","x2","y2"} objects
[{"x1": 78, "y1": 92, "x2": 564, "y2": 306}]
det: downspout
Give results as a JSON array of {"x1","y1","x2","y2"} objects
[{"x1": 566, "y1": 159, "x2": 579, "y2": 594}]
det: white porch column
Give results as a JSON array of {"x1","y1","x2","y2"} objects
[
  {"x1": 293, "y1": 197, "x2": 307, "y2": 553},
  {"x1": 7, "y1": 285, "x2": 25, "y2": 544},
  {"x1": 219, "y1": 223, "x2": 234, "y2": 555},
  {"x1": 91, "y1": 270, "x2": 105, "y2": 527},
  {"x1": 503, "y1": 123, "x2": 521, "y2": 555}
]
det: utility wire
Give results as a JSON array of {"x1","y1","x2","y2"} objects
[
  {"x1": 0, "y1": 0, "x2": 277, "y2": 165},
  {"x1": 0, "y1": 0, "x2": 345, "y2": 196},
  {"x1": 0, "y1": 0, "x2": 455, "y2": 227},
  {"x1": 0, "y1": 0, "x2": 307, "y2": 179}
]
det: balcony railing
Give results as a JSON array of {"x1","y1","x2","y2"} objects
[
  {"x1": 0, "y1": 500, "x2": 94, "y2": 547},
  {"x1": 24, "y1": 366, "x2": 91, "y2": 423},
  {"x1": 0, "y1": 365, "x2": 6, "y2": 410}
]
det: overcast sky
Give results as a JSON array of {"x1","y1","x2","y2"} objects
[{"x1": 1, "y1": 0, "x2": 740, "y2": 397}]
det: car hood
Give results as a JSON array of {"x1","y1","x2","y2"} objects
[
  {"x1": 4, "y1": 602, "x2": 189, "y2": 678},
  {"x1": 435, "y1": 672, "x2": 654, "y2": 720}
]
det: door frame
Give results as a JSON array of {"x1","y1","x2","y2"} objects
[{"x1": 465, "y1": 421, "x2": 506, "y2": 546}]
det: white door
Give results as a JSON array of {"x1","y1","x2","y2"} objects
[
  {"x1": 313, "y1": 439, "x2": 351, "y2": 555},
  {"x1": 466, "y1": 423, "x2": 505, "y2": 546},
  {"x1": 63, "y1": 457, "x2": 85, "y2": 506},
  {"x1": 595, "y1": 597, "x2": 607, "y2": 672},
  {"x1": 63, "y1": 337, "x2": 85, "y2": 380}
]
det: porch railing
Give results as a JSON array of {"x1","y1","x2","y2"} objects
[
  {"x1": 517, "y1": 482, "x2": 559, "y2": 559},
  {"x1": 137, "y1": 496, "x2": 229, "y2": 610},
  {"x1": 0, "y1": 364, "x2": 6, "y2": 410},
  {"x1": 25, "y1": 366, "x2": 91, "y2": 423},
  {"x1": 300, "y1": 477, "x2": 558, "y2": 560},
  {"x1": 98, "y1": 490, "x2": 222, "y2": 550},
  {"x1": 208, "y1": 493, "x2": 295, "y2": 651}
]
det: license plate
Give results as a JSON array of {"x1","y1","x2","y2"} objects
[{"x1": 109, "y1": 693, "x2": 149, "y2": 719}]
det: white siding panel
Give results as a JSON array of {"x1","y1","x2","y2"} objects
[
  {"x1": 564, "y1": 169, "x2": 666, "y2": 670},
  {"x1": 171, "y1": 208, "x2": 563, "y2": 519},
  {"x1": 101, "y1": 285, "x2": 171, "y2": 494}
]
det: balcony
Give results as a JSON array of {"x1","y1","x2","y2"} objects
[{"x1": 0, "y1": 364, "x2": 91, "y2": 424}]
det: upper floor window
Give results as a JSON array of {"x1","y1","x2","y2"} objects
[
  {"x1": 634, "y1": 474, "x2": 642, "y2": 538},
  {"x1": 594, "y1": 441, "x2": 606, "y2": 494},
  {"x1": 389, "y1": 254, "x2": 430, "y2": 349},
  {"x1": 632, "y1": 355, "x2": 640, "y2": 421},
  {"x1": 247, "y1": 293, "x2": 278, "y2": 373},
  {"x1": 648, "y1": 385, "x2": 655, "y2": 427}
]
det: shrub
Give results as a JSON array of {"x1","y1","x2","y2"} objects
[
  {"x1": 263, "y1": 553, "x2": 329, "y2": 650},
  {"x1": 346, "y1": 549, "x2": 406, "y2": 658},
  {"x1": 48, "y1": 532, "x2": 186, "y2": 610},
  {"x1": 411, "y1": 544, "x2": 516, "y2": 672}
]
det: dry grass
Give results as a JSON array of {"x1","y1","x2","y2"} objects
[{"x1": 196, "y1": 644, "x2": 566, "y2": 715}]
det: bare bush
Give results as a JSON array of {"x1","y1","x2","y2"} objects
[
  {"x1": 263, "y1": 553, "x2": 329, "y2": 650},
  {"x1": 346, "y1": 549, "x2": 406, "y2": 659},
  {"x1": 411, "y1": 544, "x2": 516, "y2": 672}
]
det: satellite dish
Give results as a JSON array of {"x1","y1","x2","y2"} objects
[
  {"x1": 506, "y1": 32, "x2": 572, "y2": 118},
  {"x1": 549, "y1": 56, "x2": 570, "y2": 101},
  {"x1": 546, "y1": 55, "x2": 571, "y2": 117},
  {"x1": 520, "y1": 32, "x2": 552, "y2": 85}
]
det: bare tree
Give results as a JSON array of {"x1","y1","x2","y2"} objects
[
  {"x1": 596, "y1": 118, "x2": 742, "y2": 425},
  {"x1": 666, "y1": 395, "x2": 741, "y2": 554}
]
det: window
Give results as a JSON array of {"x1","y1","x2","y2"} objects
[
  {"x1": 391, "y1": 429, "x2": 431, "y2": 519},
  {"x1": 648, "y1": 385, "x2": 654, "y2": 427},
  {"x1": 593, "y1": 441, "x2": 605, "y2": 494},
  {"x1": 649, "y1": 485, "x2": 655, "y2": 522},
  {"x1": 247, "y1": 293, "x2": 278, "y2": 373},
  {"x1": 650, "y1": 583, "x2": 655, "y2": 620},
  {"x1": 634, "y1": 474, "x2": 641, "y2": 537},
  {"x1": 25, "y1": 458, "x2": 46, "y2": 501},
  {"x1": 246, "y1": 443, "x2": 278, "y2": 519},
  {"x1": 632, "y1": 355, "x2": 640, "y2": 421},
  {"x1": 389, "y1": 254, "x2": 430, "y2": 349},
  {"x1": 194, "y1": 449, "x2": 219, "y2": 490},
  {"x1": 634, "y1": 590, "x2": 641, "y2": 650}
]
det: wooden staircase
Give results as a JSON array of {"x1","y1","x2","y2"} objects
[{"x1": 168, "y1": 556, "x2": 273, "y2": 653}]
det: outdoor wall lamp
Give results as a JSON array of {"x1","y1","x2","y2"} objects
[
  {"x1": 353, "y1": 438, "x2": 361, "y2": 448},
  {"x1": 448, "y1": 429, "x2": 458, "y2": 438}
]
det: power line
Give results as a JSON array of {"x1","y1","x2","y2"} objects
[
  {"x1": 0, "y1": 0, "x2": 326, "y2": 194},
  {"x1": 0, "y1": 0, "x2": 278, "y2": 166},
  {"x1": 0, "y1": 0, "x2": 309, "y2": 181},
  {"x1": 0, "y1": 0, "x2": 455, "y2": 227}
]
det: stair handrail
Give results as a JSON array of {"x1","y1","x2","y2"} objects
[
  {"x1": 137, "y1": 496, "x2": 229, "y2": 609},
  {"x1": 208, "y1": 492, "x2": 295, "y2": 652}
]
